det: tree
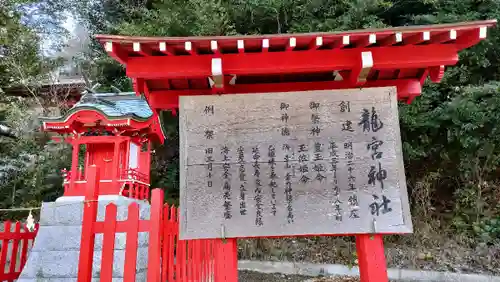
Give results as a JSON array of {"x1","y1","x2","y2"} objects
[{"x1": 0, "y1": 0, "x2": 71, "y2": 215}]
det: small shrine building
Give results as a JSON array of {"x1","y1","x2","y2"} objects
[{"x1": 41, "y1": 91, "x2": 164, "y2": 200}]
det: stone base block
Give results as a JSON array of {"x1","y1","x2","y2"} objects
[{"x1": 18, "y1": 196, "x2": 151, "y2": 281}]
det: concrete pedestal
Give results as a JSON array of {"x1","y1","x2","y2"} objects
[{"x1": 18, "y1": 196, "x2": 151, "y2": 281}]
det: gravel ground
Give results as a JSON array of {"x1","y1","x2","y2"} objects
[
  {"x1": 239, "y1": 235, "x2": 500, "y2": 275},
  {"x1": 239, "y1": 270, "x2": 312, "y2": 282},
  {"x1": 239, "y1": 271, "x2": 364, "y2": 282},
  {"x1": 239, "y1": 271, "x2": 404, "y2": 282}
]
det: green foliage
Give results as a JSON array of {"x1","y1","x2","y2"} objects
[
  {"x1": 0, "y1": 1, "x2": 42, "y2": 90},
  {"x1": 473, "y1": 217, "x2": 500, "y2": 244},
  {"x1": 151, "y1": 111, "x2": 180, "y2": 204},
  {"x1": 0, "y1": 0, "x2": 70, "y2": 219},
  {"x1": 0, "y1": 101, "x2": 70, "y2": 220}
]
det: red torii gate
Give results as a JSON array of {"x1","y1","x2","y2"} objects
[{"x1": 96, "y1": 19, "x2": 495, "y2": 282}]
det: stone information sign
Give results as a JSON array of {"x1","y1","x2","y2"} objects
[{"x1": 179, "y1": 87, "x2": 412, "y2": 240}]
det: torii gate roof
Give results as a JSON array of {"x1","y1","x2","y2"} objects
[{"x1": 96, "y1": 20, "x2": 496, "y2": 112}]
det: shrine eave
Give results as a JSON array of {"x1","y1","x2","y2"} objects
[
  {"x1": 41, "y1": 108, "x2": 165, "y2": 143},
  {"x1": 95, "y1": 20, "x2": 496, "y2": 110}
]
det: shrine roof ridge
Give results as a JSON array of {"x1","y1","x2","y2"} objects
[
  {"x1": 94, "y1": 19, "x2": 496, "y2": 109},
  {"x1": 96, "y1": 20, "x2": 496, "y2": 43},
  {"x1": 42, "y1": 91, "x2": 154, "y2": 122}
]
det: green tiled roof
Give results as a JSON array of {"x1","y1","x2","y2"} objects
[{"x1": 44, "y1": 92, "x2": 154, "y2": 122}]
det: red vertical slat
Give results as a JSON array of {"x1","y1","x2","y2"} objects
[
  {"x1": 204, "y1": 239, "x2": 209, "y2": 282},
  {"x1": 8, "y1": 222, "x2": 21, "y2": 280},
  {"x1": 19, "y1": 230, "x2": 30, "y2": 273},
  {"x1": 212, "y1": 240, "x2": 218, "y2": 282},
  {"x1": 184, "y1": 240, "x2": 188, "y2": 282},
  {"x1": 200, "y1": 240, "x2": 205, "y2": 281},
  {"x1": 221, "y1": 240, "x2": 228, "y2": 282},
  {"x1": 219, "y1": 240, "x2": 226, "y2": 282},
  {"x1": 0, "y1": 221, "x2": 11, "y2": 279},
  {"x1": 198, "y1": 241, "x2": 202, "y2": 281},
  {"x1": 212, "y1": 239, "x2": 216, "y2": 282},
  {"x1": 201, "y1": 240, "x2": 205, "y2": 282},
  {"x1": 208, "y1": 240, "x2": 213, "y2": 282},
  {"x1": 219, "y1": 238, "x2": 239, "y2": 282},
  {"x1": 177, "y1": 239, "x2": 184, "y2": 282},
  {"x1": 230, "y1": 239, "x2": 239, "y2": 282},
  {"x1": 196, "y1": 240, "x2": 202, "y2": 282},
  {"x1": 227, "y1": 239, "x2": 237, "y2": 282},
  {"x1": 175, "y1": 237, "x2": 181, "y2": 282},
  {"x1": 191, "y1": 240, "x2": 195, "y2": 281},
  {"x1": 100, "y1": 204, "x2": 118, "y2": 282},
  {"x1": 128, "y1": 183, "x2": 133, "y2": 199},
  {"x1": 199, "y1": 239, "x2": 204, "y2": 282},
  {"x1": 161, "y1": 204, "x2": 169, "y2": 282},
  {"x1": 221, "y1": 240, "x2": 229, "y2": 282},
  {"x1": 198, "y1": 240, "x2": 203, "y2": 281},
  {"x1": 187, "y1": 240, "x2": 191, "y2": 281},
  {"x1": 123, "y1": 203, "x2": 140, "y2": 282},
  {"x1": 147, "y1": 189, "x2": 164, "y2": 282},
  {"x1": 130, "y1": 183, "x2": 135, "y2": 199},
  {"x1": 143, "y1": 185, "x2": 148, "y2": 200},
  {"x1": 77, "y1": 165, "x2": 100, "y2": 282},
  {"x1": 170, "y1": 206, "x2": 177, "y2": 282},
  {"x1": 138, "y1": 185, "x2": 143, "y2": 200},
  {"x1": 189, "y1": 240, "x2": 194, "y2": 281},
  {"x1": 185, "y1": 240, "x2": 189, "y2": 282},
  {"x1": 181, "y1": 240, "x2": 187, "y2": 282}
]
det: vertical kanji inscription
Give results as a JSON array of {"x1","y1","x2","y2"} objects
[
  {"x1": 344, "y1": 141, "x2": 359, "y2": 219},
  {"x1": 237, "y1": 146, "x2": 247, "y2": 216},
  {"x1": 205, "y1": 148, "x2": 214, "y2": 188},
  {"x1": 268, "y1": 145, "x2": 278, "y2": 216},
  {"x1": 253, "y1": 146, "x2": 264, "y2": 226},
  {"x1": 280, "y1": 102, "x2": 291, "y2": 136},
  {"x1": 282, "y1": 143, "x2": 294, "y2": 223},
  {"x1": 329, "y1": 141, "x2": 342, "y2": 221},
  {"x1": 180, "y1": 87, "x2": 411, "y2": 239},
  {"x1": 221, "y1": 146, "x2": 232, "y2": 219}
]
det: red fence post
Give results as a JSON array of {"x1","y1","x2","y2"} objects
[
  {"x1": 8, "y1": 222, "x2": 21, "y2": 278},
  {"x1": 123, "y1": 203, "x2": 140, "y2": 282},
  {"x1": 147, "y1": 188, "x2": 164, "y2": 282},
  {"x1": 0, "y1": 221, "x2": 10, "y2": 279},
  {"x1": 168, "y1": 206, "x2": 176, "y2": 282},
  {"x1": 356, "y1": 234, "x2": 389, "y2": 282},
  {"x1": 77, "y1": 165, "x2": 100, "y2": 282},
  {"x1": 100, "y1": 204, "x2": 118, "y2": 282}
]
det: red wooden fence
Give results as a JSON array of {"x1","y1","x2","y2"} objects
[
  {"x1": 0, "y1": 166, "x2": 388, "y2": 282},
  {"x1": 77, "y1": 165, "x2": 164, "y2": 282},
  {"x1": 0, "y1": 221, "x2": 38, "y2": 281},
  {"x1": 78, "y1": 165, "x2": 238, "y2": 281},
  {"x1": 162, "y1": 203, "x2": 238, "y2": 282}
]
